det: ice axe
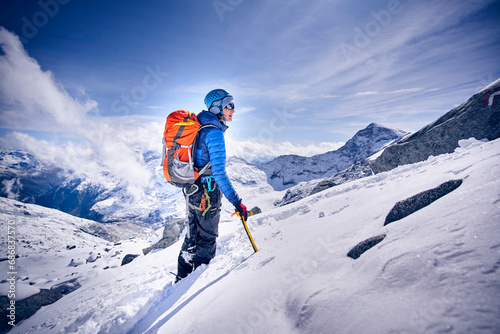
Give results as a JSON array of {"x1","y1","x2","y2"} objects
[{"x1": 231, "y1": 210, "x2": 258, "y2": 253}]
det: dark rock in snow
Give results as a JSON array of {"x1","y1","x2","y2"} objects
[
  {"x1": 143, "y1": 218, "x2": 184, "y2": 255},
  {"x1": 310, "y1": 160, "x2": 374, "y2": 196},
  {"x1": 0, "y1": 289, "x2": 63, "y2": 332},
  {"x1": 384, "y1": 179, "x2": 463, "y2": 226},
  {"x1": 51, "y1": 278, "x2": 82, "y2": 295},
  {"x1": 347, "y1": 234, "x2": 387, "y2": 259},
  {"x1": 250, "y1": 206, "x2": 262, "y2": 215},
  {"x1": 121, "y1": 254, "x2": 140, "y2": 266}
]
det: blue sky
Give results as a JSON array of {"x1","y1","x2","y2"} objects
[{"x1": 1, "y1": 0, "x2": 499, "y2": 154}]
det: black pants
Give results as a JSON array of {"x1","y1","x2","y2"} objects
[{"x1": 177, "y1": 181, "x2": 222, "y2": 279}]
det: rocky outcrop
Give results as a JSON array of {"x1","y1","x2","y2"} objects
[
  {"x1": 347, "y1": 235, "x2": 387, "y2": 259},
  {"x1": 143, "y1": 218, "x2": 184, "y2": 255},
  {"x1": 121, "y1": 254, "x2": 140, "y2": 266},
  {"x1": 371, "y1": 79, "x2": 500, "y2": 174},
  {"x1": 310, "y1": 160, "x2": 374, "y2": 196}
]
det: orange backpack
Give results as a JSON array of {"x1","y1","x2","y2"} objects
[{"x1": 161, "y1": 110, "x2": 214, "y2": 188}]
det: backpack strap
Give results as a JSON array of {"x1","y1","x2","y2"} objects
[
  {"x1": 198, "y1": 162, "x2": 212, "y2": 175},
  {"x1": 161, "y1": 136, "x2": 166, "y2": 166},
  {"x1": 192, "y1": 124, "x2": 218, "y2": 175}
]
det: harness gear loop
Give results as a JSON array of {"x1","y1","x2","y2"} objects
[
  {"x1": 199, "y1": 188, "x2": 212, "y2": 216},
  {"x1": 199, "y1": 192, "x2": 207, "y2": 212}
]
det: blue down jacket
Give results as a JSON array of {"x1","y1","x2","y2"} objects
[{"x1": 194, "y1": 110, "x2": 241, "y2": 205}]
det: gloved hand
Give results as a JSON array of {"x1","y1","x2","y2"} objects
[{"x1": 234, "y1": 201, "x2": 248, "y2": 221}]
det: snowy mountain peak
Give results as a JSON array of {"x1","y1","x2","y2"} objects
[
  {"x1": 258, "y1": 123, "x2": 407, "y2": 191},
  {"x1": 344, "y1": 122, "x2": 408, "y2": 154},
  {"x1": 366, "y1": 122, "x2": 383, "y2": 128}
]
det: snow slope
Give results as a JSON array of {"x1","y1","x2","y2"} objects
[
  {"x1": 0, "y1": 199, "x2": 153, "y2": 309},
  {"x1": 7, "y1": 138, "x2": 500, "y2": 333}
]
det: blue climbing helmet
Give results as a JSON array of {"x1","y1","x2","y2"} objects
[{"x1": 204, "y1": 89, "x2": 233, "y2": 114}]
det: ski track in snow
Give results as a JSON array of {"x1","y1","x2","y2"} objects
[{"x1": 4, "y1": 138, "x2": 500, "y2": 333}]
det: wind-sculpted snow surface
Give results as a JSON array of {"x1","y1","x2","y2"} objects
[{"x1": 5, "y1": 138, "x2": 500, "y2": 333}]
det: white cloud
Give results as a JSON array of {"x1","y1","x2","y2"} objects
[
  {"x1": 225, "y1": 134, "x2": 344, "y2": 163},
  {"x1": 0, "y1": 28, "x2": 153, "y2": 200},
  {"x1": 236, "y1": 106, "x2": 255, "y2": 115},
  {"x1": 354, "y1": 88, "x2": 426, "y2": 96},
  {"x1": 0, "y1": 28, "x2": 97, "y2": 130},
  {"x1": 319, "y1": 94, "x2": 342, "y2": 99},
  {"x1": 388, "y1": 88, "x2": 424, "y2": 94}
]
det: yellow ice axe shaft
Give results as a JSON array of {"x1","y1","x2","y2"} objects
[{"x1": 232, "y1": 211, "x2": 258, "y2": 253}]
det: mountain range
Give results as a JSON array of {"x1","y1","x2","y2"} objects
[
  {"x1": 0, "y1": 78, "x2": 499, "y2": 332},
  {"x1": 0, "y1": 122, "x2": 408, "y2": 233},
  {"x1": 0, "y1": 80, "x2": 500, "y2": 243},
  {"x1": 0, "y1": 78, "x2": 499, "y2": 244},
  {"x1": 278, "y1": 78, "x2": 500, "y2": 206}
]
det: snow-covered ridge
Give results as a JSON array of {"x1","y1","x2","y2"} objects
[
  {"x1": 372, "y1": 77, "x2": 500, "y2": 174},
  {"x1": 277, "y1": 79, "x2": 500, "y2": 206},
  {"x1": 479, "y1": 77, "x2": 500, "y2": 93},
  {"x1": 0, "y1": 149, "x2": 187, "y2": 228}
]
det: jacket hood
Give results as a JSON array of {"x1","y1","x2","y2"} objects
[{"x1": 198, "y1": 110, "x2": 228, "y2": 132}]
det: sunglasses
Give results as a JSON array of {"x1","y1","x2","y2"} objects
[{"x1": 225, "y1": 102, "x2": 235, "y2": 110}]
